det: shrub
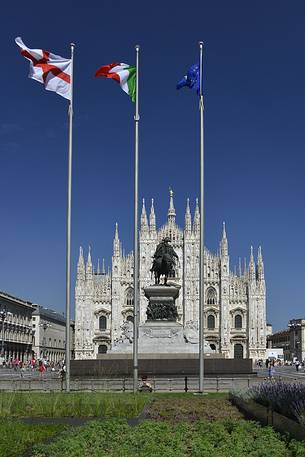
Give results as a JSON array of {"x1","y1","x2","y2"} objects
[{"x1": 31, "y1": 419, "x2": 305, "y2": 457}]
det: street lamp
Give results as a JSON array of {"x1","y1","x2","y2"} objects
[
  {"x1": 39, "y1": 322, "x2": 51, "y2": 359},
  {"x1": 0, "y1": 309, "x2": 12, "y2": 359}
]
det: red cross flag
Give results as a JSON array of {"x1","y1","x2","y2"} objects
[{"x1": 15, "y1": 37, "x2": 71, "y2": 100}]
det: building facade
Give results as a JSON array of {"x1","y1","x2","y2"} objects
[
  {"x1": 267, "y1": 329, "x2": 291, "y2": 361},
  {"x1": 32, "y1": 305, "x2": 74, "y2": 362},
  {"x1": 288, "y1": 318, "x2": 305, "y2": 362},
  {"x1": 267, "y1": 319, "x2": 305, "y2": 363},
  {"x1": 0, "y1": 291, "x2": 34, "y2": 362},
  {"x1": 75, "y1": 191, "x2": 267, "y2": 360}
]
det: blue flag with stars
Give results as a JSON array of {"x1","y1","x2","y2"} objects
[{"x1": 177, "y1": 63, "x2": 201, "y2": 95}]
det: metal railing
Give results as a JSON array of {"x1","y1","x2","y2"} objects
[{"x1": 0, "y1": 376, "x2": 261, "y2": 392}]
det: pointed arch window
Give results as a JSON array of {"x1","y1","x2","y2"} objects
[
  {"x1": 99, "y1": 316, "x2": 107, "y2": 330},
  {"x1": 234, "y1": 343, "x2": 243, "y2": 359},
  {"x1": 207, "y1": 314, "x2": 215, "y2": 329},
  {"x1": 234, "y1": 314, "x2": 242, "y2": 329},
  {"x1": 206, "y1": 287, "x2": 217, "y2": 305},
  {"x1": 125, "y1": 288, "x2": 134, "y2": 308}
]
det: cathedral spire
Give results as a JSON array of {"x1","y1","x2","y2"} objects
[
  {"x1": 77, "y1": 246, "x2": 85, "y2": 280},
  {"x1": 193, "y1": 198, "x2": 200, "y2": 233},
  {"x1": 238, "y1": 257, "x2": 242, "y2": 277},
  {"x1": 86, "y1": 246, "x2": 93, "y2": 277},
  {"x1": 113, "y1": 222, "x2": 120, "y2": 256},
  {"x1": 141, "y1": 198, "x2": 149, "y2": 231},
  {"x1": 257, "y1": 246, "x2": 264, "y2": 281},
  {"x1": 249, "y1": 245, "x2": 255, "y2": 281},
  {"x1": 167, "y1": 188, "x2": 176, "y2": 223},
  {"x1": 222, "y1": 221, "x2": 227, "y2": 238},
  {"x1": 97, "y1": 258, "x2": 100, "y2": 275},
  {"x1": 149, "y1": 198, "x2": 156, "y2": 233},
  {"x1": 220, "y1": 222, "x2": 228, "y2": 257},
  {"x1": 243, "y1": 257, "x2": 247, "y2": 277},
  {"x1": 185, "y1": 198, "x2": 192, "y2": 233},
  {"x1": 102, "y1": 258, "x2": 106, "y2": 275}
]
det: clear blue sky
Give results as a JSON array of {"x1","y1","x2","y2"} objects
[{"x1": 1, "y1": 1, "x2": 305, "y2": 331}]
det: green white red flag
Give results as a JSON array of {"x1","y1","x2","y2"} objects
[{"x1": 95, "y1": 63, "x2": 136, "y2": 102}]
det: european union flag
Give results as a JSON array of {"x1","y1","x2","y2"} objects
[{"x1": 177, "y1": 63, "x2": 201, "y2": 95}]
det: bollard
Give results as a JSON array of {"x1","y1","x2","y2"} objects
[
  {"x1": 153, "y1": 377, "x2": 156, "y2": 392},
  {"x1": 247, "y1": 376, "x2": 250, "y2": 388},
  {"x1": 184, "y1": 376, "x2": 188, "y2": 392},
  {"x1": 122, "y1": 377, "x2": 126, "y2": 392},
  {"x1": 216, "y1": 376, "x2": 219, "y2": 392}
]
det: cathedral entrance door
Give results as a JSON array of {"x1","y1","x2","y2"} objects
[
  {"x1": 234, "y1": 343, "x2": 244, "y2": 359},
  {"x1": 98, "y1": 344, "x2": 108, "y2": 354}
]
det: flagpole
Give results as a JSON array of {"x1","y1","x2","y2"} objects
[
  {"x1": 198, "y1": 41, "x2": 205, "y2": 393},
  {"x1": 65, "y1": 42, "x2": 75, "y2": 393},
  {"x1": 133, "y1": 44, "x2": 140, "y2": 393}
]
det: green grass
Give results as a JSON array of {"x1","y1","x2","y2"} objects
[
  {"x1": 0, "y1": 392, "x2": 150, "y2": 418},
  {"x1": 152, "y1": 392, "x2": 229, "y2": 399},
  {"x1": 31, "y1": 419, "x2": 305, "y2": 457},
  {"x1": 0, "y1": 420, "x2": 65, "y2": 457},
  {"x1": 147, "y1": 395, "x2": 243, "y2": 422}
]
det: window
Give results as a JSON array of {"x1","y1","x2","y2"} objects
[
  {"x1": 207, "y1": 314, "x2": 215, "y2": 329},
  {"x1": 125, "y1": 288, "x2": 134, "y2": 307},
  {"x1": 206, "y1": 288, "x2": 216, "y2": 305},
  {"x1": 210, "y1": 343, "x2": 216, "y2": 351},
  {"x1": 234, "y1": 314, "x2": 242, "y2": 329},
  {"x1": 127, "y1": 315, "x2": 134, "y2": 323},
  {"x1": 98, "y1": 344, "x2": 108, "y2": 354},
  {"x1": 99, "y1": 316, "x2": 107, "y2": 330}
]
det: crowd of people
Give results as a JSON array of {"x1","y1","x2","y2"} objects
[
  {"x1": 1, "y1": 357, "x2": 66, "y2": 379},
  {"x1": 256, "y1": 357, "x2": 305, "y2": 379}
]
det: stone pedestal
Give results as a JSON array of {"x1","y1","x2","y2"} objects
[
  {"x1": 138, "y1": 321, "x2": 195, "y2": 353},
  {"x1": 139, "y1": 283, "x2": 194, "y2": 353},
  {"x1": 144, "y1": 284, "x2": 180, "y2": 321},
  {"x1": 111, "y1": 283, "x2": 213, "y2": 355}
]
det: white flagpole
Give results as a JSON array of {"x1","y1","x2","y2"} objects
[
  {"x1": 65, "y1": 42, "x2": 75, "y2": 392},
  {"x1": 199, "y1": 41, "x2": 205, "y2": 393},
  {"x1": 133, "y1": 45, "x2": 140, "y2": 393}
]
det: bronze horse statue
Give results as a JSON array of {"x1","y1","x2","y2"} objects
[{"x1": 150, "y1": 237, "x2": 178, "y2": 285}]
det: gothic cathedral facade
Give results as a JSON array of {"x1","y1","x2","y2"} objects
[{"x1": 75, "y1": 191, "x2": 267, "y2": 361}]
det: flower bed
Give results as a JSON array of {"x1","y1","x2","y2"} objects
[
  {"x1": 230, "y1": 381, "x2": 305, "y2": 442},
  {"x1": 232, "y1": 381, "x2": 305, "y2": 425}
]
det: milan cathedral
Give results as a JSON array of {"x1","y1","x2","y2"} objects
[{"x1": 75, "y1": 191, "x2": 267, "y2": 361}]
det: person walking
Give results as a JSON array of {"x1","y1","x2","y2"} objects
[{"x1": 38, "y1": 360, "x2": 46, "y2": 379}]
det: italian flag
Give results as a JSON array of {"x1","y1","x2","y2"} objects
[{"x1": 95, "y1": 63, "x2": 136, "y2": 102}]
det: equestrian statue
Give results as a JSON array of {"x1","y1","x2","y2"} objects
[{"x1": 150, "y1": 237, "x2": 179, "y2": 285}]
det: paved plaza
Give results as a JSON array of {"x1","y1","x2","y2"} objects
[{"x1": 0, "y1": 365, "x2": 304, "y2": 392}]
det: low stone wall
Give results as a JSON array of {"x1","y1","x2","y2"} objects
[
  {"x1": 71, "y1": 357, "x2": 254, "y2": 377},
  {"x1": 230, "y1": 396, "x2": 305, "y2": 441}
]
